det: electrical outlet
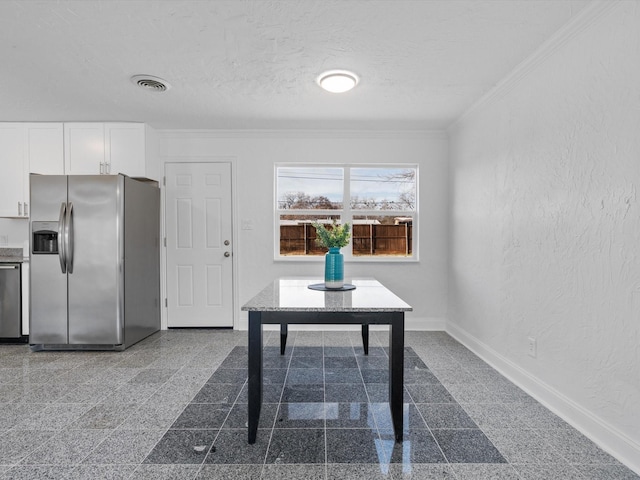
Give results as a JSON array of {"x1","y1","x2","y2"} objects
[{"x1": 527, "y1": 337, "x2": 537, "y2": 358}]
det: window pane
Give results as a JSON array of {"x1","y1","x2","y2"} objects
[
  {"x1": 352, "y1": 215, "x2": 413, "y2": 257},
  {"x1": 350, "y1": 168, "x2": 416, "y2": 210},
  {"x1": 279, "y1": 214, "x2": 341, "y2": 256},
  {"x1": 277, "y1": 167, "x2": 343, "y2": 210}
]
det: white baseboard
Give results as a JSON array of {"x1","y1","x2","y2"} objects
[
  {"x1": 446, "y1": 322, "x2": 640, "y2": 476},
  {"x1": 406, "y1": 317, "x2": 447, "y2": 330}
]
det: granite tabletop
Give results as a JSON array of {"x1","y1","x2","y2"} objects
[
  {"x1": 0, "y1": 248, "x2": 24, "y2": 263},
  {"x1": 241, "y1": 277, "x2": 412, "y2": 312}
]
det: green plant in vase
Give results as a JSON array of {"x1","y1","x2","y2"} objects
[
  {"x1": 312, "y1": 220, "x2": 351, "y2": 249},
  {"x1": 312, "y1": 220, "x2": 350, "y2": 289}
]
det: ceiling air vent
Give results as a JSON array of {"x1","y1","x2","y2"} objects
[{"x1": 130, "y1": 74, "x2": 171, "y2": 92}]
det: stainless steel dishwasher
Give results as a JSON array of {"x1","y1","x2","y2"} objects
[{"x1": 0, "y1": 263, "x2": 21, "y2": 339}]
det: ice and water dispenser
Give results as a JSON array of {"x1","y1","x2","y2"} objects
[{"x1": 32, "y1": 221, "x2": 59, "y2": 254}]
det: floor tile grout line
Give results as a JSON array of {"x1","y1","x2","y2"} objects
[
  {"x1": 352, "y1": 332, "x2": 389, "y2": 467},
  {"x1": 420, "y1": 349, "x2": 521, "y2": 474},
  {"x1": 414, "y1": 342, "x2": 581, "y2": 474},
  {"x1": 138, "y1": 341, "x2": 244, "y2": 472},
  {"x1": 190, "y1": 334, "x2": 257, "y2": 480},
  {"x1": 410, "y1": 344, "x2": 565, "y2": 479},
  {"x1": 404, "y1": 352, "x2": 463, "y2": 478},
  {"x1": 260, "y1": 330, "x2": 294, "y2": 474},
  {"x1": 2, "y1": 331, "x2": 637, "y2": 479},
  {"x1": 322, "y1": 332, "x2": 328, "y2": 480},
  {"x1": 206, "y1": 376, "x2": 248, "y2": 465}
]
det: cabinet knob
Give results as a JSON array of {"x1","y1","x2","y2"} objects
[{"x1": 224, "y1": 251, "x2": 231, "y2": 258}]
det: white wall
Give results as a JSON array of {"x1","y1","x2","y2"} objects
[
  {"x1": 154, "y1": 130, "x2": 449, "y2": 330},
  {"x1": 0, "y1": 218, "x2": 29, "y2": 252},
  {"x1": 448, "y1": 1, "x2": 640, "y2": 471}
]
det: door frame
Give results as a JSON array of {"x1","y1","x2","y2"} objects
[{"x1": 160, "y1": 157, "x2": 238, "y2": 330}]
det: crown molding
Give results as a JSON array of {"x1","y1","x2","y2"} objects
[{"x1": 448, "y1": 0, "x2": 621, "y2": 131}]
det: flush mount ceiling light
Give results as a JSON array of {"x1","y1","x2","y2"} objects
[
  {"x1": 130, "y1": 74, "x2": 171, "y2": 92},
  {"x1": 317, "y1": 70, "x2": 359, "y2": 93}
]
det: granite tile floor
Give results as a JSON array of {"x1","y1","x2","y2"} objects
[{"x1": 0, "y1": 329, "x2": 637, "y2": 480}]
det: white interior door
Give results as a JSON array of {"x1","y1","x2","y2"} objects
[{"x1": 165, "y1": 162, "x2": 233, "y2": 327}]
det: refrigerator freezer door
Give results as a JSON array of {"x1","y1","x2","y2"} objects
[
  {"x1": 29, "y1": 175, "x2": 69, "y2": 344},
  {"x1": 67, "y1": 175, "x2": 123, "y2": 345}
]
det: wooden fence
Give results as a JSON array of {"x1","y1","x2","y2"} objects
[{"x1": 280, "y1": 224, "x2": 412, "y2": 256}]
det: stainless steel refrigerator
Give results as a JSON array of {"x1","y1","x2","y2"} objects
[{"x1": 29, "y1": 174, "x2": 160, "y2": 350}]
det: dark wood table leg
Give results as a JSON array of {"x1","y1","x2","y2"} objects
[
  {"x1": 361, "y1": 324, "x2": 369, "y2": 355},
  {"x1": 248, "y1": 311, "x2": 263, "y2": 444},
  {"x1": 389, "y1": 312, "x2": 405, "y2": 442},
  {"x1": 280, "y1": 322, "x2": 288, "y2": 355}
]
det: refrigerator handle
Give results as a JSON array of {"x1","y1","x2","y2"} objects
[
  {"x1": 58, "y1": 202, "x2": 67, "y2": 274},
  {"x1": 66, "y1": 202, "x2": 74, "y2": 274}
]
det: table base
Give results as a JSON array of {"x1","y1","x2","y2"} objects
[{"x1": 248, "y1": 311, "x2": 405, "y2": 444}]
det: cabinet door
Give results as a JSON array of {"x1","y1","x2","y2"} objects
[
  {"x1": 25, "y1": 123, "x2": 64, "y2": 218},
  {"x1": 27, "y1": 123, "x2": 64, "y2": 175},
  {"x1": 104, "y1": 123, "x2": 145, "y2": 177},
  {"x1": 0, "y1": 124, "x2": 27, "y2": 217},
  {"x1": 64, "y1": 123, "x2": 105, "y2": 174}
]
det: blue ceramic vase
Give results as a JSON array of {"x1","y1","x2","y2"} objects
[{"x1": 324, "y1": 247, "x2": 344, "y2": 289}]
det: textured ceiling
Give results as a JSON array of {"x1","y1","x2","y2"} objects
[{"x1": 0, "y1": 0, "x2": 589, "y2": 130}]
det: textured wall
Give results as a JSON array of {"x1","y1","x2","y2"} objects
[{"x1": 449, "y1": 0, "x2": 640, "y2": 453}]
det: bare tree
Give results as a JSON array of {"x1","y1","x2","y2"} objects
[
  {"x1": 383, "y1": 169, "x2": 416, "y2": 210},
  {"x1": 310, "y1": 195, "x2": 336, "y2": 209},
  {"x1": 350, "y1": 196, "x2": 379, "y2": 209},
  {"x1": 279, "y1": 192, "x2": 339, "y2": 210}
]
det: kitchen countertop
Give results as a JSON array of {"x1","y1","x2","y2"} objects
[{"x1": 0, "y1": 248, "x2": 24, "y2": 263}]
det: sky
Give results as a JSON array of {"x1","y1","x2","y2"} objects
[{"x1": 277, "y1": 167, "x2": 415, "y2": 206}]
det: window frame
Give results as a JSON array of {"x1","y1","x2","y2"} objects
[{"x1": 274, "y1": 163, "x2": 419, "y2": 262}]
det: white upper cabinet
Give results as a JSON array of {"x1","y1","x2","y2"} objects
[
  {"x1": 63, "y1": 123, "x2": 105, "y2": 175},
  {"x1": 28, "y1": 123, "x2": 64, "y2": 175},
  {"x1": 64, "y1": 122, "x2": 146, "y2": 177},
  {"x1": 0, "y1": 124, "x2": 27, "y2": 217},
  {"x1": 104, "y1": 123, "x2": 145, "y2": 177},
  {"x1": 0, "y1": 123, "x2": 64, "y2": 217},
  {"x1": 1, "y1": 122, "x2": 150, "y2": 218}
]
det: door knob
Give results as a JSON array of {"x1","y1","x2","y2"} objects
[{"x1": 224, "y1": 251, "x2": 231, "y2": 257}]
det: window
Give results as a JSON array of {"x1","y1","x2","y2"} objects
[{"x1": 275, "y1": 164, "x2": 417, "y2": 260}]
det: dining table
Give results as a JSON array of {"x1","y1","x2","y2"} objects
[{"x1": 241, "y1": 277, "x2": 412, "y2": 444}]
